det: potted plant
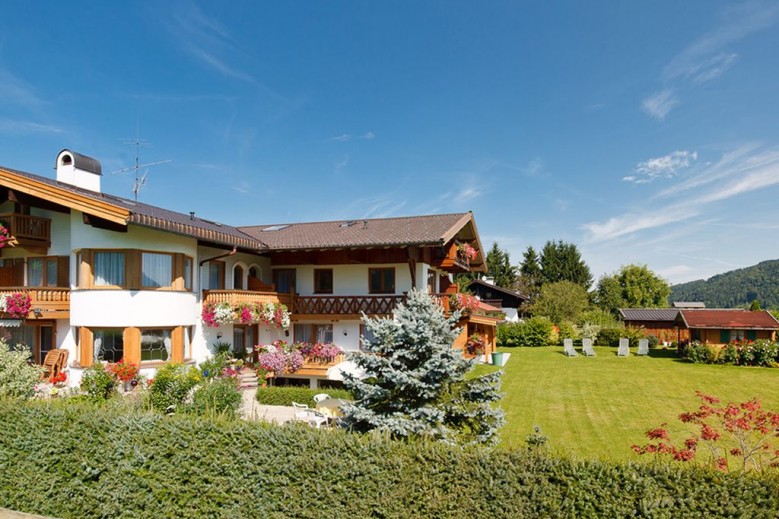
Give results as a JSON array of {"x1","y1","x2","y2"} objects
[
  {"x1": 466, "y1": 333, "x2": 486, "y2": 356},
  {"x1": 108, "y1": 358, "x2": 140, "y2": 391}
]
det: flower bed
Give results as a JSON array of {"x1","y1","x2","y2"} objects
[
  {"x1": 255, "y1": 340, "x2": 343, "y2": 377},
  {"x1": 202, "y1": 301, "x2": 290, "y2": 328}
]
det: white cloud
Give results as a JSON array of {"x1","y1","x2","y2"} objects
[
  {"x1": 641, "y1": 89, "x2": 678, "y2": 120},
  {"x1": 232, "y1": 181, "x2": 251, "y2": 195},
  {"x1": 0, "y1": 69, "x2": 43, "y2": 107},
  {"x1": 334, "y1": 154, "x2": 349, "y2": 174},
  {"x1": 582, "y1": 206, "x2": 698, "y2": 242},
  {"x1": 624, "y1": 150, "x2": 698, "y2": 184},
  {"x1": 328, "y1": 131, "x2": 375, "y2": 142},
  {"x1": 454, "y1": 186, "x2": 482, "y2": 203},
  {"x1": 656, "y1": 264, "x2": 693, "y2": 280},
  {"x1": 0, "y1": 118, "x2": 63, "y2": 134},
  {"x1": 523, "y1": 157, "x2": 543, "y2": 177},
  {"x1": 689, "y1": 52, "x2": 739, "y2": 84}
]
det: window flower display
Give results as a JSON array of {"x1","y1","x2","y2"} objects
[
  {"x1": 457, "y1": 242, "x2": 478, "y2": 261},
  {"x1": 0, "y1": 292, "x2": 32, "y2": 319}
]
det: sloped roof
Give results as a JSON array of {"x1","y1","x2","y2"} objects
[
  {"x1": 467, "y1": 279, "x2": 528, "y2": 301},
  {"x1": 679, "y1": 309, "x2": 779, "y2": 330},
  {"x1": 619, "y1": 308, "x2": 679, "y2": 321},
  {"x1": 239, "y1": 213, "x2": 479, "y2": 251},
  {"x1": 0, "y1": 165, "x2": 266, "y2": 251}
]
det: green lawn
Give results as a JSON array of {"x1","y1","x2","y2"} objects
[{"x1": 479, "y1": 346, "x2": 779, "y2": 462}]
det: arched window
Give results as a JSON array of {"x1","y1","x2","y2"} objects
[{"x1": 233, "y1": 265, "x2": 244, "y2": 290}]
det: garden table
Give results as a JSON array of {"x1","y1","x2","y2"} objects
[{"x1": 315, "y1": 398, "x2": 351, "y2": 419}]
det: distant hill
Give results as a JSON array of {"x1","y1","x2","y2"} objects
[{"x1": 670, "y1": 259, "x2": 779, "y2": 309}]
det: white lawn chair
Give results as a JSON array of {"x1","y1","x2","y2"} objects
[
  {"x1": 292, "y1": 402, "x2": 310, "y2": 423},
  {"x1": 306, "y1": 410, "x2": 329, "y2": 429},
  {"x1": 313, "y1": 393, "x2": 331, "y2": 403},
  {"x1": 617, "y1": 338, "x2": 630, "y2": 357},
  {"x1": 563, "y1": 338, "x2": 578, "y2": 357},
  {"x1": 582, "y1": 338, "x2": 596, "y2": 357},
  {"x1": 637, "y1": 339, "x2": 649, "y2": 356}
]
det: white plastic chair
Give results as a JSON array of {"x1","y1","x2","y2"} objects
[
  {"x1": 292, "y1": 402, "x2": 309, "y2": 422},
  {"x1": 313, "y1": 393, "x2": 331, "y2": 403}
]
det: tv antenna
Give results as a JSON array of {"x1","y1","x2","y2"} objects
[{"x1": 111, "y1": 133, "x2": 171, "y2": 201}]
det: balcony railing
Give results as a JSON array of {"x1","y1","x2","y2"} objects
[
  {"x1": 0, "y1": 213, "x2": 51, "y2": 252},
  {"x1": 0, "y1": 287, "x2": 70, "y2": 318},
  {"x1": 292, "y1": 295, "x2": 405, "y2": 316},
  {"x1": 202, "y1": 289, "x2": 291, "y2": 307},
  {"x1": 295, "y1": 353, "x2": 346, "y2": 377}
]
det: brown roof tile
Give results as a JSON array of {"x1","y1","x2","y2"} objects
[
  {"x1": 239, "y1": 213, "x2": 475, "y2": 250},
  {"x1": 679, "y1": 309, "x2": 779, "y2": 330}
]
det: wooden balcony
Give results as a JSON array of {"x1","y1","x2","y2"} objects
[
  {"x1": 294, "y1": 353, "x2": 346, "y2": 377},
  {"x1": 0, "y1": 213, "x2": 51, "y2": 253},
  {"x1": 202, "y1": 289, "x2": 291, "y2": 307},
  {"x1": 291, "y1": 295, "x2": 405, "y2": 319},
  {"x1": 0, "y1": 287, "x2": 70, "y2": 319},
  {"x1": 435, "y1": 242, "x2": 473, "y2": 273}
]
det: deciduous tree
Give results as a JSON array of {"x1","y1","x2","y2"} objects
[
  {"x1": 595, "y1": 264, "x2": 670, "y2": 316},
  {"x1": 530, "y1": 280, "x2": 589, "y2": 324}
]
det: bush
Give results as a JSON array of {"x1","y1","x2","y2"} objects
[
  {"x1": 0, "y1": 341, "x2": 43, "y2": 400},
  {"x1": 577, "y1": 308, "x2": 618, "y2": 328},
  {"x1": 647, "y1": 335, "x2": 659, "y2": 349},
  {"x1": 255, "y1": 385, "x2": 353, "y2": 406},
  {"x1": 80, "y1": 364, "x2": 118, "y2": 401},
  {"x1": 0, "y1": 401, "x2": 778, "y2": 518},
  {"x1": 719, "y1": 343, "x2": 740, "y2": 365},
  {"x1": 199, "y1": 352, "x2": 232, "y2": 380},
  {"x1": 148, "y1": 363, "x2": 202, "y2": 411},
  {"x1": 496, "y1": 317, "x2": 553, "y2": 347},
  {"x1": 683, "y1": 341, "x2": 720, "y2": 364},
  {"x1": 190, "y1": 377, "x2": 242, "y2": 418},
  {"x1": 597, "y1": 326, "x2": 645, "y2": 347},
  {"x1": 496, "y1": 322, "x2": 523, "y2": 347},
  {"x1": 554, "y1": 321, "x2": 578, "y2": 346},
  {"x1": 752, "y1": 340, "x2": 778, "y2": 367}
]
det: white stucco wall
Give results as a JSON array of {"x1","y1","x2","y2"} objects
[
  {"x1": 70, "y1": 290, "x2": 198, "y2": 327},
  {"x1": 292, "y1": 263, "x2": 414, "y2": 296}
]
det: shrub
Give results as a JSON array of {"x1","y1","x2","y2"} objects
[
  {"x1": 1, "y1": 401, "x2": 778, "y2": 518},
  {"x1": 578, "y1": 322, "x2": 601, "y2": 342},
  {"x1": 80, "y1": 364, "x2": 118, "y2": 401},
  {"x1": 0, "y1": 341, "x2": 43, "y2": 399},
  {"x1": 647, "y1": 335, "x2": 659, "y2": 349},
  {"x1": 148, "y1": 363, "x2": 202, "y2": 411},
  {"x1": 719, "y1": 343, "x2": 740, "y2": 365},
  {"x1": 752, "y1": 340, "x2": 778, "y2": 367},
  {"x1": 496, "y1": 322, "x2": 523, "y2": 347},
  {"x1": 684, "y1": 341, "x2": 711, "y2": 364},
  {"x1": 190, "y1": 377, "x2": 242, "y2": 418},
  {"x1": 555, "y1": 321, "x2": 578, "y2": 346},
  {"x1": 521, "y1": 317, "x2": 554, "y2": 347},
  {"x1": 199, "y1": 352, "x2": 232, "y2": 380},
  {"x1": 596, "y1": 326, "x2": 623, "y2": 347},
  {"x1": 577, "y1": 308, "x2": 618, "y2": 328},
  {"x1": 255, "y1": 386, "x2": 353, "y2": 406}
]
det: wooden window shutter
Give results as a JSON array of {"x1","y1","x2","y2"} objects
[
  {"x1": 80, "y1": 327, "x2": 94, "y2": 368},
  {"x1": 719, "y1": 329, "x2": 730, "y2": 343},
  {"x1": 57, "y1": 256, "x2": 70, "y2": 287},
  {"x1": 747, "y1": 330, "x2": 757, "y2": 341},
  {"x1": 171, "y1": 326, "x2": 184, "y2": 362},
  {"x1": 123, "y1": 327, "x2": 141, "y2": 364}
]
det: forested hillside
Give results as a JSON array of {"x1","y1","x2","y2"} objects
[{"x1": 670, "y1": 259, "x2": 779, "y2": 308}]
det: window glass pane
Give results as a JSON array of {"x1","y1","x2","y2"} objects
[
  {"x1": 208, "y1": 263, "x2": 223, "y2": 289},
  {"x1": 40, "y1": 326, "x2": 54, "y2": 364},
  {"x1": 315, "y1": 269, "x2": 333, "y2": 294},
  {"x1": 93, "y1": 329, "x2": 124, "y2": 363},
  {"x1": 0, "y1": 324, "x2": 36, "y2": 355},
  {"x1": 317, "y1": 324, "x2": 333, "y2": 343},
  {"x1": 28, "y1": 258, "x2": 43, "y2": 287},
  {"x1": 46, "y1": 259, "x2": 58, "y2": 287},
  {"x1": 384, "y1": 269, "x2": 395, "y2": 293},
  {"x1": 142, "y1": 253, "x2": 172, "y2": 288},
  {"x1": 94, "y1": 252, "x2": 125, "y2": 286},
  {"x1": 294, "y1": 324, "x2": 313, "y2": 343},
  {"x1": 141, "y1": 329, "x2": 171, "y2": 361},
  {"x1": 184, "y1": 257, "x2": 192, "y2": 291}
]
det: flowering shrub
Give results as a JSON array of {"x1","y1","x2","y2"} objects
[
  {"x1": 237, "y1": 304, "x2": 254, "y2": 324},
  {"x1": 0, "y1": 292, "x2": 32, "y2": 318},
  {"x1": 466, "y1": 333, "x2": 486, "y2": 356},
  {"x1": 632, "y1": 391, "x2": 779, "y2": 472},
  {"x1": 108, "y1": 358, "x2": 139, "y2": 383},
  {"x1": 457, "y1": 243, "x2": 478, "y2": 261},
  {"x1": 48, "y1": 372, "x2": 67, "y2": 386},
  {"x1": 0, "y1": 341, "x2": 43, "y2": 399},
  {"x1": 202, "y1": 302, "x2": 234, "y2": 327},
  {"x1": 449, "y1": 293, "x2": 479, "y2": 313},
  {"x1": 681, "y1": 339, "x2": 779, "y2": 368},
  {"x1": 298, "y1": 342, "x2": 343, "y2": 363},
  {"x1": 0, "y1": 223, "x2": 12, "y2": 249},
  {"x1": 80, "y1": 364, "x2": 118, "y2": 400},
  {"x1": 256, "y1": 340, "x2": 306, "y2": 375}
]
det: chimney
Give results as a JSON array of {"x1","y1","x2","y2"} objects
[
  {"x1": 482, "y1": 276, "x2": 495, "y2": 285},
  {"x1": 55, "y1": 149, "x2": 102, "y2": 192}
]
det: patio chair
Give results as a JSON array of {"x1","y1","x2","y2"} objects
[
  {"x1": 41, "y1": 349, "x2": 69, "y2": 379},
  {"x1": 563, "y1": 338, "x2": 578, "y2": 357},
  {"x1": 582, "y1": 338, "x2": 596, "y2": 357},
  {"x1": 306, "y1": 410, "x2": 329, "y2": 429},
  {"x1": 637, "y1": 339, "x2": 649, "y2": 356},
  {"x1": 313, "y1": 393, "x2": 331, "y2": 403},
  {"x1": 617, "y1": 338, "x2": 630, "y2": 357},
  {"x1": 292, "y1": 402, "x2": 310, "y2": 423}
]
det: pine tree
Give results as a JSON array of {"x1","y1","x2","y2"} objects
[
  {"x1": 518, "y1": 245, "x2": 542, "y2": 303},
  {"x1": 539, "y1": 240, "x2": 593, "y2": 289},
  {"x1": 485, "y1": 242, "x2": 517, "y2": 288},
  {"x1": 342, "y1": 289, "x2": 505, "y2": 446}
]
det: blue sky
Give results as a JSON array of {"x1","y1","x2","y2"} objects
[{"x1": 1, "y1": 1, "x2": 779, "y2": 286}]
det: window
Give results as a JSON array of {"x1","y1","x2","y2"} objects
[
  {"x1": 233, "y1": 324, "x2": 257, "y2": 357},
  {"x1": 233, "y1": 265, "x2": 244, "y2": 290},
  {"x1": 369, "y1": 268, "x2": 395, "y2": 294},
  {"x1": 94, "y1": 252, "x2": 125, "y2": 286},
  {"x1": 359, "y1": 323, "x2": 376, "y2": 352},
  {"x1": 273, "y1": 269, "x2": 296, "y2": 294},
  {"x1": 314, "y1": 269, "x2": 333, "y2": 294},
  {"x1": 183, "y1": 256, "x2": 193, "y2": 291},
  {"x1": 294, "y1": 324, "x2": 333, "y2": 344},
  {"x1": 208, "y1": 261, "x2": 225, "y2": 290},
  {"x1": 142, "y1": 252, "x2": 172, "y2": 288},
  {"x1": 27, "y1": 257, "x2": 63, "y2": 287},
  {"x1": 93, "y1": 329, "x2": 124, "y2": 363},
  {"x1": 141, "y1": 329, "x2": 171, "y2": 361},
  {"x1": 426, "y1": 269, "x2": 436, "y2": 293}
]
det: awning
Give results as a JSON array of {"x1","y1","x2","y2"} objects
[{"x1": 0, "y1": 319, "x2": 23, "y2": 328}]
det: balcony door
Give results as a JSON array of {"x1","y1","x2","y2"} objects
[
  {"x1": 233, "y1": 324, "x2": 257, "y2": 358},
  {"x1": 1, "y1": 321, "x2": 55, "y2": 364},
  {"x1": 273, "y1": 269, "x2": 296, "y2": 295}
]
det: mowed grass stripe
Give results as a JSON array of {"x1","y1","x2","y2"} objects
[{"x1": 491, "y1": 346, "x2": 779, "y2": 461}]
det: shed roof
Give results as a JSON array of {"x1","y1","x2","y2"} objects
[
  {"x1": 619, "y1": 308, "x2": 679, "y2": 322},
  {"x1": 678, "y1": 309, "x2": 779, "y2": 330},
  {"x1": 673, "y1": 301, "x2": 706, "y2": 308},
  {"x1": 467, "y1": 279, "x2": 528, "y2": 301}
]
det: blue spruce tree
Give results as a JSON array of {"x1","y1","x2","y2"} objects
[{"x1": 342, "y1": 289, "x2": 504, "y2": 446}]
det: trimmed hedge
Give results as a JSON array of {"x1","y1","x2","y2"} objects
[
  {"x1": 255, "y1": 385, "x2": 353, "y2": 406},
  {"x1": 1, "y1": 401, "x2": 778, "y2": 518}
]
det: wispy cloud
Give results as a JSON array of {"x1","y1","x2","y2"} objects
[
  {"x1": 624, "y1": 150, "x2": 697, "y2": 184},
  {"x1": 328, "y1": 131, "x2": 375, "y2": 143},
  {"x1": 642, "y1": 2, "x2": 779, "y2": 120},
  {"x1": 586, "y1": 144, "x2": 779, "y2": 242},
  {"x1": 340, "y1": 193, "x2": 404, "y2": 219},
  {"x1": 334, "y1": 154, "x2": 349, "y2": 174},
  {"x1": 522, "y1": 157, "x2": 544, "y2": 177},
  {"x1": 0, "y1": 68, "x2": 43, "y2": 108},
  {"x1": 0, "y1": 118, "x2": 63, "y2": 134},
  {"x1": 168, "y1": 2, "x2": 257, "y2": 84},
  {"x1": 232, "y1": 180, "x2": 251, "y2": 195},
  {"x1": 641, "y1": 89, "x2": 678, "y2": 120}
]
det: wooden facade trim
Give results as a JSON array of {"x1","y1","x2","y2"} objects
[{"x1": 0, "y1": 168, "x2": 130, "y2": 224}]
